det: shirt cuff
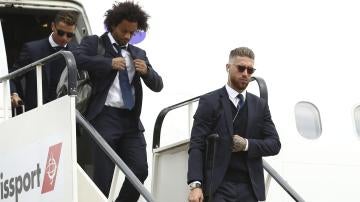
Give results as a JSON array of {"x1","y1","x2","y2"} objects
[
  {"x1": 244, "y1": 138, "x2": 249, "y2": 151},
  {"x1": 189, "y1": 181, "x2": 201, "y2": 185}
]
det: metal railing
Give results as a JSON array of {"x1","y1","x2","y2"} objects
[
  {"x1": 0, "y1": 51, "x2": 77, "y2": 119},
  {"x1": 152, "y1": 76, "x2": 305, "y2": 202},
  {"x1": 263, "y1": 160, "x2": 305, "y2": 201},
  {"x1": 152, "y1": 95, "x2": 200, "y2": 149},
  {"x1": 76, "y1": 111, "x2": 155, "y2": 202}
]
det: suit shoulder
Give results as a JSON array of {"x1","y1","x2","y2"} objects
[
  {"x1": 128, "y1": 44, "x2": 146, "y2": 56},
  {"x1": 199, "y1": 87, "x2": 223, "y2": 102},
  {"x1": 128, "y1": 44, "x2": 144, "y2": 51},
  {"x1": 68, "y1": 40, "x2": 79, "y2": 49},
  {"x1": 25, "y1": 38, "x2": 48, "y2": 48},
  {"x1": 88, "y1": 34, "x2": 100, "y2": 40},
  {"x1": 78, "y1": 35, "x2": 101, "y2": 50},
  {"x1": 247, "y1": 92, "x2": 259, "y2": 99},
  {"x1": 82, "y1": 35, "x2": 100, "y2": 43},
  {"x1": 247, "y1": 92, "x2": 267, "y2": 105}
]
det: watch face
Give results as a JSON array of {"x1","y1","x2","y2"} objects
[{"x1": 190, "y1": 182, "x2": 201, "y2": 189}]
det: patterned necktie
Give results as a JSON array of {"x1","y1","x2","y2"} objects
[
  {"x1": 114, "y1": 43, "x2": 135, "y2": 110},
  {"x1": 237, "y1": 94, "x2": 244, "y2": 110}
]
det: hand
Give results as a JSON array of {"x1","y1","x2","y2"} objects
[
  {"x1": 232, "y1": 134, "x2": 247, "y2": 152},
  {"x1": 112, "y1": 57, "x2": 126, "y2": 70},
  {"x1": 11, "y1": 93, "x2": 23, "y2": 107},
  {"x1": 188, "y1": 188, "x2": 204, "y2": 202},
  {"x1": 133, "y1": 59, "x2": 148, "y2": 75}
]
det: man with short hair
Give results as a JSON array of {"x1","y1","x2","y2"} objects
[
  {"x1": 11, "y1": 11, "x2": 78, "y2": 111},
  {"x1": 188, "y1": 47, "x2": 281, "y2": 202},
  {"x1": 74, "y1": 2, "x2": 163, "y2": 201}
]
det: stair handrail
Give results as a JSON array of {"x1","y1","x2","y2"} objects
[
  {"x1": 262, "y1": 160, "x2": 305, "y2": 201},
  {"x1": 0, "y1": 50, "x2": 77, "y2": 95},
  {"x1": 76, "y1": 110, "x2": 156, "y2": 202},
  {"x1": 152, "y1": 95, "x2": 200, "y2": 149},
  {"x1": 0, "y1": 51, "x2": 77, "y2": 120}
]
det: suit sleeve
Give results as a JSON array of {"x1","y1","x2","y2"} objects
[
  {"x1": 9, "y1": 43, "x2": 32, "y2": 95},
  {"x1": 187, "y1": 96, "x2": 215, "y2": 184},
  {"x1": 73, "y1": 35, "x2": 113, "y2": 75},
  {"x1": 247, "y1": 102, "x2": 281, "y2": 158},
  {"x1": 139, "y1": 51, "x2": 163, "y2": 92}
]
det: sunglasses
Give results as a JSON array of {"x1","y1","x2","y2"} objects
[
  {"x1": 56, "y1": 28, "x2": 75, "y2": 38},
  {"x1": 233, "y1": 65, "x2": 256, "y2": 74}
]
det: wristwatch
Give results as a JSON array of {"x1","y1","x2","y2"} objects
[{"x1": 189, "y1": 181, "x2": 202, "y2": 190}]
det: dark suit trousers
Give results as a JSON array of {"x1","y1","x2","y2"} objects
[
  {"x1": 91, "y1": 106, "x2": 148, "y2": 202},
  {"x1": 212, "y1": 180, "x2": 258, "y2": 202}
]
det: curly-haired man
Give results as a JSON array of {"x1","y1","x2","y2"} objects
[{"x1": 74, "y1": 2, "x2": 163, "y2": 201}]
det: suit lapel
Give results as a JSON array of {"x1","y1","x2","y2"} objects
[
  {"x1": 219, "y1": 87, "x2": 234, "y2": 136},
  {"x1": 246, "y1": 93, "x2": 256, "y2": 138},
  {"x1": 100, "y1": 33, "x2": 118, "y2": 57},
  {"x1": 43, "y1": 40, "x2": 54, "y2": 84}
]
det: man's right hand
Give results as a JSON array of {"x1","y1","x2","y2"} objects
[
  {"x1": 112, "y1": 57, "x2": 126, "y2": 70},
  {"x1": 11, "y1": 93, "x2": 23, "y2": 107},
  {"x1": 188, "y1": 188, "x2": 204, "y2": 202}
]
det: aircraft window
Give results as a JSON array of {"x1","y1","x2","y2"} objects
[
  {"x1": 294, "y1": 101, "x2": 322, "y2": 139},
  {"x1": 353, "y1": 105, "x2": 360, "y2": 137}
]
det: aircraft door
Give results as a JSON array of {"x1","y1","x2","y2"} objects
[{"x1": 0, "y1": 20, "x2": 11, "y2": 121}]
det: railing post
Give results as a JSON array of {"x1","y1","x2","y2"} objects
[
  {"x1": 3, "y1": 80, "x2": 9, "y2": 120},
  {"x1": 36, "y1": 64, "x2": 43, "y2": 107},
  {"x1": 108, "y1": 166, "x2": 122, "y2": 202},
  {"x1": 188, "y1": 102, "x2": 193, "y2": 135},
  {"x1": 265, "y1": 172, "x2": 272, "y2": 197}
]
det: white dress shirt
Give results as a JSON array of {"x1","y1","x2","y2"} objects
[{"x1": 49, "y1": 33, "x2": 67, "y2": 48}]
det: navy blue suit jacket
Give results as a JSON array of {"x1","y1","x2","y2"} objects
[
  {"x1": 187, "y1": 87, "x2": 281, "y2": 201},
  {"x1": 73, "y1": 33, "x2": 163, "y2": 129},
  {"x1": 10, "y1": 38, "x2": 77, "y2": 110}
]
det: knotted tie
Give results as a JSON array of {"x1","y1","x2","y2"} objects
[
  {"x1": 236, "y1": 94, "x2": 244, "y2": 110},
  {"x1": 53, "y1": 46, "x2": 65, "y2": 52},
  {"x1": 114, "y1": 43, "x2": 135, "y2": 110}
]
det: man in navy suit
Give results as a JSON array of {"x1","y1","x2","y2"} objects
[
  {"x1": 10, "y1": 11, "x2": 78, "y2": 111},
  {"x1": 73, "y1": 2, "x2": 163, "y2": 202},
  {"x1": 188, "y1": 47, "x2": 281, "y2": 202}
]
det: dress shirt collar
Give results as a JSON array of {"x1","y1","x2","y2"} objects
[
  {"x1": 225, "y1": 84, "x2": 246, "y2": 101},
  {"x1": 108, "y1": 32, "x2": 128, "y2": 49},
  {"x1": 49, "y1": 33, "x2": 67, "y2": 48}
]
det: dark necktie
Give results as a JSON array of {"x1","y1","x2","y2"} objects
[
  {"x1": 53, "y1": 46, "x2": 65, "y2": 52},
  {"x1": 114, "y1": 43, "x2": 135, "y2": 110},
  {"x1": 237, "y1": 94, "x2": 244, "y2": 110}
]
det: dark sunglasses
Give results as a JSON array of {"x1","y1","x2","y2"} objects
[
  {"x1": 234, "y1": 65, "x2": 256, "y2": 74},
  {"x1": 56, "y1": 28, "x2": 75, "y2": 38}
]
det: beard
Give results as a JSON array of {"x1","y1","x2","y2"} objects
[{"x1": 229, "y1": 76, "x2": 249, "y2": 92}]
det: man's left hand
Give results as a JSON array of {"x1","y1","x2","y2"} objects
[
  {"x1": 232, "y1": 134, "x2": 247, "y2": 152},
  {"x1": 134, "y1": 59, "x2": 148, "y2": 75}
]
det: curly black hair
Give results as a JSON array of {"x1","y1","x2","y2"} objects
[{"x1": 104, "y1": 1, "x2": 149, "y2": 32}]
